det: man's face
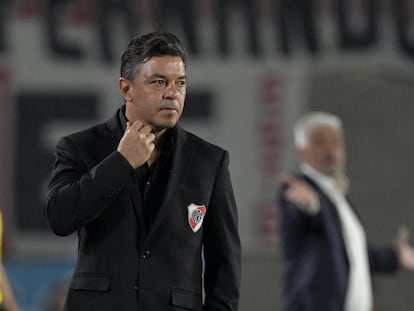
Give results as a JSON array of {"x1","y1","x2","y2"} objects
[
  {"x1": 299, "y1": 125, "x2": 346, "y2": 177},
  {"x1": 120, "y1": 56, "x2": 186, "y2": 133}
]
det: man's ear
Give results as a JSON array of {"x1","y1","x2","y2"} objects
[{"x1": 119, "y1": 78, "x2": 132, "y2": 102}]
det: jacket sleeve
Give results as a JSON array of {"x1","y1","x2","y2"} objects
[
  {"x1": 44, "y1": 136, "x2": 137, "y2": 236},
  {"x1": 202, "y1": 151, "x2": 241, "y2": 311},
  {"x1": 368, "y1": 245, "x2": 399, "y2": 274}
]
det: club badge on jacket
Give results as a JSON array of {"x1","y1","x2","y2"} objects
[{"x1": 187, "y1": 203, "x2": 207, "y2": 233}]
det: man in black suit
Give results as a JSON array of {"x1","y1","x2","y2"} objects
[
  {"x1": 44, "y1": 31, "x2": 241, "y2": 311},
  {"x1": 277, "y1": 111, "x2": 414, "y2": 311}
]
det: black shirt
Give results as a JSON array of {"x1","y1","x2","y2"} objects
[{"x1": 118, "y1": 107, "x2": 175, "y2": 234}]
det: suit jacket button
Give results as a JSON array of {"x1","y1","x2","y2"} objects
[
  {"x1": 141, "y1": 250, "x2": 151, "y2": 259},
  {"x1": 134, "y1": 285, "x2": 138, "y2": 291}
]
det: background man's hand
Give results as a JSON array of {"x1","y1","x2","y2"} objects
[
  {"x1": 282, "y1": 174, "x2": 320, "y2": 214},
  {"x1": 283, "y1": 174, "x2": 318, "y2": 207},
  {"x1": 395, "y1": 226, "x2": 414, "y2": 271}
]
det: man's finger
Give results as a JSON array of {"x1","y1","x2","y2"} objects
[
  {"x1": 146, "y1": 133, "x2": 156, "y2": 143},
  {"x1": 128, "y1": 120, "x2": 145, "y2": 131},
  {"x1": 283, "y1": 174, "x2": 306, "y2": 190},
  {"x1": 397, "y1": 226, "x2": 410, "y2": 245},
  {"x1": 139, "y1": 125, "x2": 153, "y2": 136}
]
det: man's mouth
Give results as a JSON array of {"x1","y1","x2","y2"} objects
[{"x1": 160, "y1": 101, "x2": 179, "y2": 111}]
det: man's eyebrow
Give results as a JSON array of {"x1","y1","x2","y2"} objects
[{"x1": 149, "y1": 74, "x2": 187, "y2": 80}]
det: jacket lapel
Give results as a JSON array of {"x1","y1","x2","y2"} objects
[
  {"x1": 302, "y1": 174, "x2": 349, "y2": 297},
  {"x1": 104, "y1": 108, "x2": 147, "y2": 238},
  {"x1": 145, "y1": 126, "x2": 193, "y2": 241},
  {"x1": 102, "y1": 110, "x2": 123, "y2": 153}
]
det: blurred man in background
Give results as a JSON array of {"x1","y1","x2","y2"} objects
[
  {"x1": 44, "y1": 31, "x2": 241, "y2": 311},
  {"x1": 277, "y1": 111, "x2": 414, "y2": 311}
]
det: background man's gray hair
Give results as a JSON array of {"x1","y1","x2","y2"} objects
[{"x1": 294, "y1": 111, "x2": 343, "y2": 149}]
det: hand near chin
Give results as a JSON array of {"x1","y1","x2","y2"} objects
[{"x1": 117, "y1": 120, "x2": 155, "y2": 168}]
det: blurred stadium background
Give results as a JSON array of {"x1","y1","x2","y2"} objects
[{"x1": 1, "y1": 0, "x2": 414, "y2": 310}]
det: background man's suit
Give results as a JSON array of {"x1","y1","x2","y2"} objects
[
  {"x1": 44, "y1": 107, "x2": 241, "y2": 311},
  {"x1": 278, "y1": 173, "x2": 399, "y2": 311}
]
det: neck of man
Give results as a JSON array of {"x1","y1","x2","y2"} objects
[{"x1": 148, "y1": 128, "x2": 170, "y2": 167}]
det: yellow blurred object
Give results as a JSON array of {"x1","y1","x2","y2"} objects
[{"x1": 0, "y1": 211, "x2": 3, "y2": 305}]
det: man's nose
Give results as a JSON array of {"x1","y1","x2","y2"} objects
[{"x1": 164, "y1": 83, "x2": 179, "y2": 99}]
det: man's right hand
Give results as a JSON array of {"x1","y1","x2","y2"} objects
[
  {"x1": 282, "y1": 174, "x2": 320, "y2": 214},
  {"x1": 117, "y1": 120, "x2": 155, "y2": 169}
]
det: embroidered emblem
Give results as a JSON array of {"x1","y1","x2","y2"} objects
[{"x1": 187, "y1": 203, "x2": 207, "y2": 233}]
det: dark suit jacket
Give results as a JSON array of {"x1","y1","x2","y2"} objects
[
  {"x1": 277, "y1": 173, "x2": 399, "y2": 311},
  {"x1": 44, "y1": 108, "x2": 241, "y2": 311}
]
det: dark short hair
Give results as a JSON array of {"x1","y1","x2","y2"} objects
[{"x1": 120, "y1": 31, "x2": 187, "y2": 81}]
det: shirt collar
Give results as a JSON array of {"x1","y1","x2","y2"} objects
[{"x1": 300, "y1": 162, "x2": 349, "y2": 195}]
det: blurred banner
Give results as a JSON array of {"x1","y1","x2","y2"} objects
[
  {"x1": 2, "y1": 0, "x2": 414, "y2": 258},
  {"x1": 2, "y1": 1, "x2": 414, "y2": 310}
]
